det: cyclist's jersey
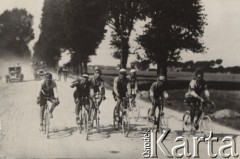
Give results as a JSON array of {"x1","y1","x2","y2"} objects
[
  {"x1": 39, "y1": 79, "x2": 56, "y2": 97},
  {"x1": 127, "y1": 75, "x2": 137, "y2": 89},
  {"x1": 186, "y1": 78, "x2": 208, "y2": 97},
  {"x1": 72, "y1": 78, "x2": 91, "y2": 98},
  {"x1": 62, "y1": 68, "x2": 68, "y2": 75},
  {"x1": 149, "y1": 81, "x2": 167, "y2": 99},
  {"x1": 113, "y1": 76, "x2": 128, "y2": 97},
  {"x1": 89, "y1": 76, "x2": 104, "y2": 93}
]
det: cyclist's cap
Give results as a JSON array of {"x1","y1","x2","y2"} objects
[
  {"x1": 119, "y1": 69, "x2": 126, "y2": 74},
  {"x1": 45, "y1": 72, "x2": 52, "y2": 80},
  {"x1": 158, "y1": 75, "x2": 166, "y2": 81},
  {"x1": 130, "y1": 69, "x2": 136, "y2": 73},
  {"x1": 82, "y1": 74, "x2": 89, "y2": 78},
  {"x1": 195, "y1": 70, "x2": 204, "y2": 78},
  {"x1": 94, "y1": 66, "x2": 100, "y2": 70}
]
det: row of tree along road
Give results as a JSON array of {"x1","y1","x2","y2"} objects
[{"x1": 1, "y1": 0, "x2": 208, "y2": 76}]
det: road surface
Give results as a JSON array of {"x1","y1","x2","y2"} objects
[{"x1": 0, "y1": 75, "x2": 239, "y2": 159}]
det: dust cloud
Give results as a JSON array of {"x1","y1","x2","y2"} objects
[{"x1": 0, "y1": 56, "x2": 34, "y2": 82}]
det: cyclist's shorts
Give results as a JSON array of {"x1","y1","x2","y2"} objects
[{"x1": 39, "y1": 96, "x2": 54, "y2": 106}]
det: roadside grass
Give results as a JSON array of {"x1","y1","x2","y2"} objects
[{"x1": 100, "y1": 69, "x2": 240, "y2": 130}]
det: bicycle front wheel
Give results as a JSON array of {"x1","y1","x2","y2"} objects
[
  {"x1": 182, "y1": 111, "x2": 191, "y2": 132},
  {"x1": 199, "y1": 115, "x2": 212, "y2": 136},
  {"x1": 83, "y1": 111, "x2": 89, "y2": 140},
  {"x1": 122, "y1": 110, "x2": 130, "y2": 137}
]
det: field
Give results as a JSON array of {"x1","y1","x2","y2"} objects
[{"x1": 91, "y1": 68, "x2": 240, "y2": 130}]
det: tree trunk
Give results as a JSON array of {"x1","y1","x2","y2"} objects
[
  {"x1": 120, "y1": 38, "x2": 129, "y2": 69},
  {"x1": 83, "y1": 61, "x2": 88, "y2": 73},
  {"x1": 157, "y1": 52, "x2": 168, "y2": 77}
]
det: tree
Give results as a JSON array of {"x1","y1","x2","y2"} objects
[
  {"x1": 33, "y1": 0, "x2": 68, "y2": 68},
  {"x1": 107, "y1": 0, "x2": 145, "y2": 68},
  {"x1": 33, "y1": 0, "x2": 107, "y2": 73},
  {"x1": 0, "y1": 8, "x2": 34, "y2": 59},
  {"x1": 64, "y1": 0, "x2": 107, "y2": 74},
  {"x1": 216, "y1": 59, "x2": 223, "y2": 65},
  {"x1": 138, "y1": 0, "x2": 207, "y2": 76}
]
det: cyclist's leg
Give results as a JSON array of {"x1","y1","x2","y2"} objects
[
  {"x1": 195, "y1": 100, "x2": 202, "y2": 124},
  {"x1": 49, "y1": 98, "x2": 58, "y2": 117},
  {"x1": 115, "y1": 96, "x2": 121, "y2": 117},
  {"x1": 189, "y1": 98, "x2": 196, "y2": 124},
  {"x1": 39, "y1": 97, "x2": 47, "y2": 130}
]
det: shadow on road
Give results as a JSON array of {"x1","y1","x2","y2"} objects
[{"x1": 48, "y1": 126, "x2": 76, "y2": 139}]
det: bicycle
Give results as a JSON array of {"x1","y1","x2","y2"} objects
[
  {"x1": 182, "y1": 99, "x2": 215, "y2": 136},
  {"x1": 113, "y1": 96, "x2": 130, "y2": 137},
  {"x1": 90, "y1": 92, "x2": 102, "y2": 133},
  {"x1": 42, "y1": 97, "x2": 54, "y2": 139},
  {"x1": 128, "y1": 91, "x2": 141, "y2": 122},
  {"x1": 147, "y1": 96, "x2": 169, "y2": 134},
  {"x1": 77, "y1": 97, "x2": 91, "y2": 140}
]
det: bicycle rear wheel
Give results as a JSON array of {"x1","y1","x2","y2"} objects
[
  {"x1": 182, "y1": 111, "x2": 191, "y2": 133},
  {"x1": 83, "y1": 111, "x2": 89, "y2": 140},
  {"x1": 199, "y1": 115, "x2": 212, "y2": 136},
  {"x1": 78, "y1": 110, "x2": 82, "y2": 134}
]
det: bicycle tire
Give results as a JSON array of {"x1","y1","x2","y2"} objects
[
  {"x1": 147, "y1": 108, "x2": 154, "y2": 130},
  {"x1": 122, "y1": 109, "x2": 130, "y2": 137},
  {"x1": 78, "y1": 109, "x2": 82, "y2": 134},
  {"x1": 182, "y1": 111, "x2": 191, "y2": 132},
  {"x1": 199, "y1": 115, "x2": 212, "y2": 136},
  {"x1": 83, "y1": 110, "x2": 89, "y2": 140},
  {"x1": 96, "y1": 108, "x2": 100, "y2": 133},
  {"x1": 113, "y1": 106, "x2": 118, "y2": 130}
]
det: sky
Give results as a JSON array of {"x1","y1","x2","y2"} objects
[{"x1": 0, "y1": 0, "x2": 240, "y2": 67}]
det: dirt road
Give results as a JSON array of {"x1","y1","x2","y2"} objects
[{"x1": 0, "y1": 75, "x2": 239, "y2": 159}]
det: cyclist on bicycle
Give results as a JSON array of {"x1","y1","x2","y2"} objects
[
  {"x1": 37, "y1": 72, "x2": 59, "y2": 131},
  {"x1": 149, "y1": 75, "x2": 169, "y2": 121},
  {"x1": 127, "y1": 69, "x2": 138, "y2": 106},
  {"x1": 89, "y1": 66, "x2": 106, "y2": 109},
  {"x1": 57, "y1": 66, "x2": 62, "y2": 81},
  {"x1": 62, "y1": 66, "x2": 68, "y2": 81},
  {"x1": 185, "y1": 70, "x2": 210, "y2": 130},
  {"x1": 71, "y1": 74, "x2": 94, "y2": 124},
  {"x1": 113, "y1": 68, "x2": 129, "y2": 120}
]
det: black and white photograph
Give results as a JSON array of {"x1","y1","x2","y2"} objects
[{"x1": 0, "y1": 0, "x2": 240, "y2": 158}]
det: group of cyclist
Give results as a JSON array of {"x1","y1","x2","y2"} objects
[{"x1": 36, "y1": 65, "x2": 211, "y2": 132}]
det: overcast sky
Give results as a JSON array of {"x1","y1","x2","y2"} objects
[{"x1": 0, "y1": 0, "x2": 240, "y2": 67}]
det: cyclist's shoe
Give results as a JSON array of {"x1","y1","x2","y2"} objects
[
  {"x1": 194, "y1": 123, "x2": 199, "y2": 131},
  {"x1": 191, "y1": 123, "x2": 196, "y2": 132},
  {"x1": 39, "y1": 124, "x2": 43, "y2": 131},
  {"x1": 159, "y1": 111, "x2": 164, "y2": 116},
  {"x1": 49, "y1": 112, "x2": 53, "y2": 118},
  {"x1": 76, "y1": 117, "x2": 80, "y2": 124}
]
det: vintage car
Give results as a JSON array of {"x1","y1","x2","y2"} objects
[
  {"x1": 5, "y1": 66, "x2": 24, "y2": 83},
  {"x1": 34, "y1": 68, "x2": 46, "y2": 80}
]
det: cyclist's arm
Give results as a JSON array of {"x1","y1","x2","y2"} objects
[
  {"x1": 37, "y1": 80, "x2": 44, "y2": 98},
  {"x1": 53, "y1": 82, "x2": 59, "y2": 98},
  {"x1": 204, "y1": 84, "x2": 210, "y2": 100},
  {"x1": 100, "y1": 80, "x2": 105, "y2": 97},
  {"x1": 113, "y1": 77, "x2": 120, "y2": 96},
  {"x1": 189, "y1": 80, "x2": 203, "y2": 101},
  {"x1": 149, "y1": 83, "x2": 155, "y2": 101}
]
